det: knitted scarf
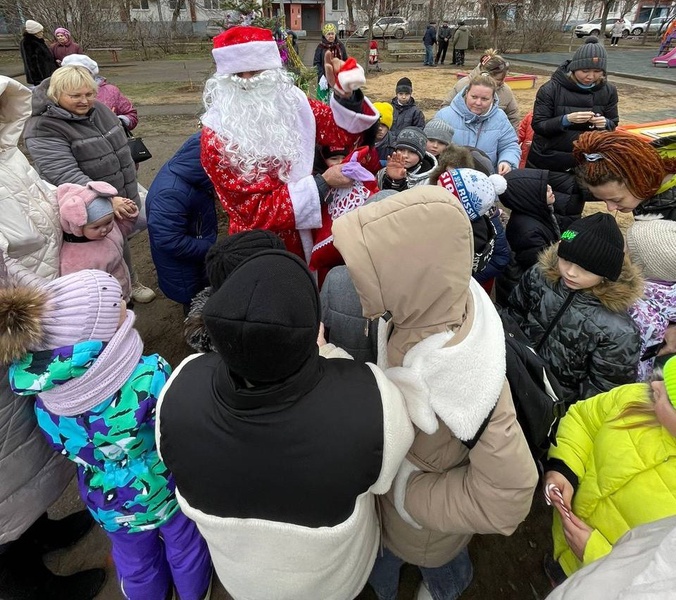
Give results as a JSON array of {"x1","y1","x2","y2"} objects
[{"x1": 39, "y1": 312, "x2": 144, "y2": 416}]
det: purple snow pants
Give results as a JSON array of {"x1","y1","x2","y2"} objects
[{"x1": 108, "y1": 511, "x2": 212, "y2": 600}]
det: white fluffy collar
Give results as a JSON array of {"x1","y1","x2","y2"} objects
[{"x1": 385, "y1": 279, "x2": 506, "y2": 440}]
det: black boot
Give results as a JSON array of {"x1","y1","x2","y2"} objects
[
  {"x1": 25, "y1": 511, "x2": 95, "y2": 554},
  {"x1": 0, "y1": 537, "x2": 105, "y2": 600}
]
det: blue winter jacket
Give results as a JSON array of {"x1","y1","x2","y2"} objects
[
  {"x1": 435, "y1": 89, "x2": 521, "y2": 170},
  {"x1": 146, "y1": 132, "x2": 217, "y2": 305}
]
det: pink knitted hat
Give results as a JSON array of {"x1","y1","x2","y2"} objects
[
  {"x1": 38, "y1": 270, "x2": 123, "y2": 349},
  {"x1": 57, "y1": 181, "x2": 118, "y2": 236},
  {"x1": 212, "y1": 26, "x2": 282, "y2": 75}
]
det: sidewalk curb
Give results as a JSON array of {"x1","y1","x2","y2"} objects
[{"x1": 507, "y1": 56, "x2": 676, "y2": 86}]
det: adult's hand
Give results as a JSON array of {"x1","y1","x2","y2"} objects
[
  {"x1": 589, "y1": 114, "x2": 607, "y2": 129},
  {"x1": 321, "y1": 164, "x2": 352, "y2": 188},
  {"x1": 567, "y1": 111, "x2": 595, "y2": 125},
  {"x1": 386, "y1": 151, "x2": 407, "y2": 181},
  {"x1": 498, "y1": 161, "x2": 512, "y2": 175}
]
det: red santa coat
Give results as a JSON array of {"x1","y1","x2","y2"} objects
[{"x1": 201, "y1": 87, "x2": 378, "y2": 259}]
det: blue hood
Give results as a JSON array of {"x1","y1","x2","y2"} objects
[{"x1": 166, "y1": 132, "x2": 213, "y2": 189}]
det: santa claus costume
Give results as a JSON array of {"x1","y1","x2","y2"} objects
[{"x1": 200, "y1": 26, "x2": 379, "y2": 260}]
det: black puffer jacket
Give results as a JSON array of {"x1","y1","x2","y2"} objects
[
  {"x1": 634, "y1": 181, "x2": 676, "y2": 221},
  {"x1": 19, "y1": 34, "x2": 57, "y2": 85},
  {"x1": 528, "y1": 62, "x2": 618, "y2": 172},
  {"x1": 507, "y1": 245, "x2": 642, "y2": 405},
  {"x1": 500, "y1": 169, "x2": 561, "y2": 270},
  {"x1": 23, "y1": 80, "x2": 139, "y2": 205},
  {"x1": 390, "y1": 98, "x2": 425, "y2": 139}
]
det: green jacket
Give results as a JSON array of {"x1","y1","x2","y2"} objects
[
  {"x1": 547, "y1": 383, "x2": 676, "y2": 575},
  {"x1": 452, "y1": 26, "x2": 470, "y2": 50}
]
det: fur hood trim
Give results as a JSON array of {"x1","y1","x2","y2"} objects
[
  {"x1": 0, "y1": 286, "x2": 48, "y2": 363},
  {"x1": 385, "y1": 279, "x2": 505, "y2": 439},
  {"x1": 539, "y1": 244, "x2": 643, "y2": 312}
]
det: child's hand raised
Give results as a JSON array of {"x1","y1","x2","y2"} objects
[{"x1": 386, "y1": 151, "x2": 407, "y2": 181}]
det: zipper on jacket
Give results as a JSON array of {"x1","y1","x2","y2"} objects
[
  {"x1": 195, "y1": 213, "x2": 203, "y2": 239},
  {"x1": 364, "y1": 310, "x2": 392, "y2": 337},
  {"x1": 535, "y1": 290, "x2": 577, "y2": 354}
]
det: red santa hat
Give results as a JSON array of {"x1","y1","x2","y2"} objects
[{"x1": 212, "y1": 26, "x2": 282, "y2": 76}]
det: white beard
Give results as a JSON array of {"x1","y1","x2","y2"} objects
[{"x1": 202, "y1": 69, "x2": 303, "y2": 183}]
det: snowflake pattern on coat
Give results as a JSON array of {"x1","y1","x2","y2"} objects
[{"x1": 201, "y1": 97, "x2": 364, "y2": 259}]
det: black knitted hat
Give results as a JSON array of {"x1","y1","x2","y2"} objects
[
  {"x1": 205, "y1": 230, "x2": 285, "y2": 291},
  {"x1": 569, "y1": 37, "x2": 607, "y2": 73},
  {"x1": 395, "y1": 127, "x2": 427, "y2": 161},
  {"x1": 396, "y1": 77, "x2": 412, "y2": 94},
  {"x1": 557, "y1": 213, "x2": 624, "y2": 281},
  {"x1": 203, "y1": 250, "x2": 320, "y2": 383}
]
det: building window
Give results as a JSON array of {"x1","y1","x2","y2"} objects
[
  {"x1": 412, "y1": 2, "x2": 424, "y2": 9},
  {"x1": 168, "y1": 0, "x2": 185, "y2": 9},
  {"x1": 203, "y1": 0, "x2": 218, "y2": 8},
  {"x1": 131, "y1": 0, "x2": 149, "y2": 8},
  {"x1": 584, "y1": 0, "x2": 594, "y2": 12}
]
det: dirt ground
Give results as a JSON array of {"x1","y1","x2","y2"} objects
[{"x1": 45, "y1": 61, "x2": 667, "y2": 599}]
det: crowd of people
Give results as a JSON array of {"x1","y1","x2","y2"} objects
[{"x1": 1, "y1": 18, "x2": 676, "y2": 600}]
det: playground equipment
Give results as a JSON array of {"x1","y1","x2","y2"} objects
[
  {"x1": 653, "y1": 46, "x2": 676, "y2": 67},
  {"x1": 618, "y1": 119, "x2": 676, "y2": 158}
]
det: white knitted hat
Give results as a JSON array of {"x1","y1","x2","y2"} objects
[
  {"x1": 61, "y1": 54, "x2": 100, "y2": 76},
  {"x1": 25, "y1": 20, "x2": 43, "y2": 34},
  {"x1": 626, "y1": 219, "x2": 676, "y2": 282},
  {"x1": 437, "y1": 168, "x2": 507, "y2": 222}
]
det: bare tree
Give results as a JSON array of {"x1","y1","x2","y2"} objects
[{"x1": 0, "y1": 0, "x2": 120, "y2": 48}]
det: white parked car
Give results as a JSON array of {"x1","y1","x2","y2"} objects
[
  {"x1": 629, "y1": 16, "x2": 672, "y2": 36},
  {"x1": 574, "y1": 18, "x2": 632, "y2": 38},
  {"x1": 354, "y1": 16, "x2": 409, "y2": 39}
]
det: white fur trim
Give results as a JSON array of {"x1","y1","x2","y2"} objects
[
  {"x1": 288, "y1": 175, "x2": 321, "y2": 230},
  {"x1": 365, "y1": 363, "x2": 414, "y2": 495},
  {"x1": 330, "y1": 94, "x2": 379, "y2": 134},
  {"x1": 634, "y1": 213, "x2": 666, "y2": 222},
  {"x1": 212, "y1": 40, "x2": 282, "y2": 75},
  {"x1": 386, "y1": 279, "x2": 506, "y2": 440},
  {"x1": 337, "y1": 64, "x2": 366, "y2": 92},
  {"x1": 392, "y1": 458, "x2": 423, "y2": 529}
]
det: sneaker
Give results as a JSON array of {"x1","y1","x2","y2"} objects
[{"x1": 131, "y1": 281, "x2": 156, "y2": 304}]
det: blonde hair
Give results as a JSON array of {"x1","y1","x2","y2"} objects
[
  {"x1": 47, "y1": 66, "x2": 97, "y2": 104},
  {"x1": 611, "y1": 372, "x2": 664, "y2": 430},
  {"x1": 466, "y1": 73, "x2": 498, "y2": 94},
  {"x1": 479, "y1": 49, "x2": 509, "y2": 75}
]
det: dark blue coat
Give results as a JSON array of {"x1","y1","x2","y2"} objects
[{"x1": 146, "y1": 132, "x2": 217, "y2": 304}]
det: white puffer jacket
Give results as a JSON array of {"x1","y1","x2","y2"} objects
[{"x1": 0, "y1": 75, "x2": 61, "y2": 281}]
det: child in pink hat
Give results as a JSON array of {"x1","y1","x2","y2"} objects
[{"x1": 57, "y1": 181, "x2": 138, "y2": 301}]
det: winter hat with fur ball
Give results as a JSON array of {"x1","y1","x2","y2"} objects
[
  {"x1": 557, "y1": 213, "x2": 624, "y2": 281},
  {"x1": 24, "y1": 20, "x2": 43, "y2": 34},
  {"x1": 203, "y1": 250, "x2": 320, "y2": 383},
  {"x1": 437, "y1": 168, "x2": 507, "y2": 222},
  {"x1": 0, "y1": 270, "x2": 123, "y2": 362},
  {"x1": 569, "y1": 36, "x2": 607, "y2": 73},
  {"x1": 626, "y1": 220, "x2": 676, "y2": 282},
  {"x1": 57, "y1": 181, "x2": 118, "y2": 236}
]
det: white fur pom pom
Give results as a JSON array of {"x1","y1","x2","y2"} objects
[
  {"x1": 488, "y1": 173, "x2": 508, "y2": 195},
  {"x1": 337, "y1": 64, "x2": 365, "y2": 92}
]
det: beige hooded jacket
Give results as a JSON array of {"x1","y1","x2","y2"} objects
[{"x1": 333, "y1": 186, "x2": 538, "y2": 567}]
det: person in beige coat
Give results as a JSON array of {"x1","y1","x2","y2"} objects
[
  {"x1": 332, "y1": 186, "x2": 538, "y2": 600},
  {"x1": 447, "y1": 50, "x2": 520, "y2": 129}
]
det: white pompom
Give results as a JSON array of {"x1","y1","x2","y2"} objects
[
  {"x1": 488, "y1": 173, "x2": 508, "y2": 195},
  {"x1": 337, "y1": 64, "x2": 366, "y2": 92}
]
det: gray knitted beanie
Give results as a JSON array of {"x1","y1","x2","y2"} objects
[
  {"x1": 569, "y1": 37, "x2": 607, "y2": 73},
  {"x1": 395, "y1": 127, "x2": 427, "y2": 160},
  {"x1": 424, "y1": 119, "x2": 455, "y2": 146}
]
